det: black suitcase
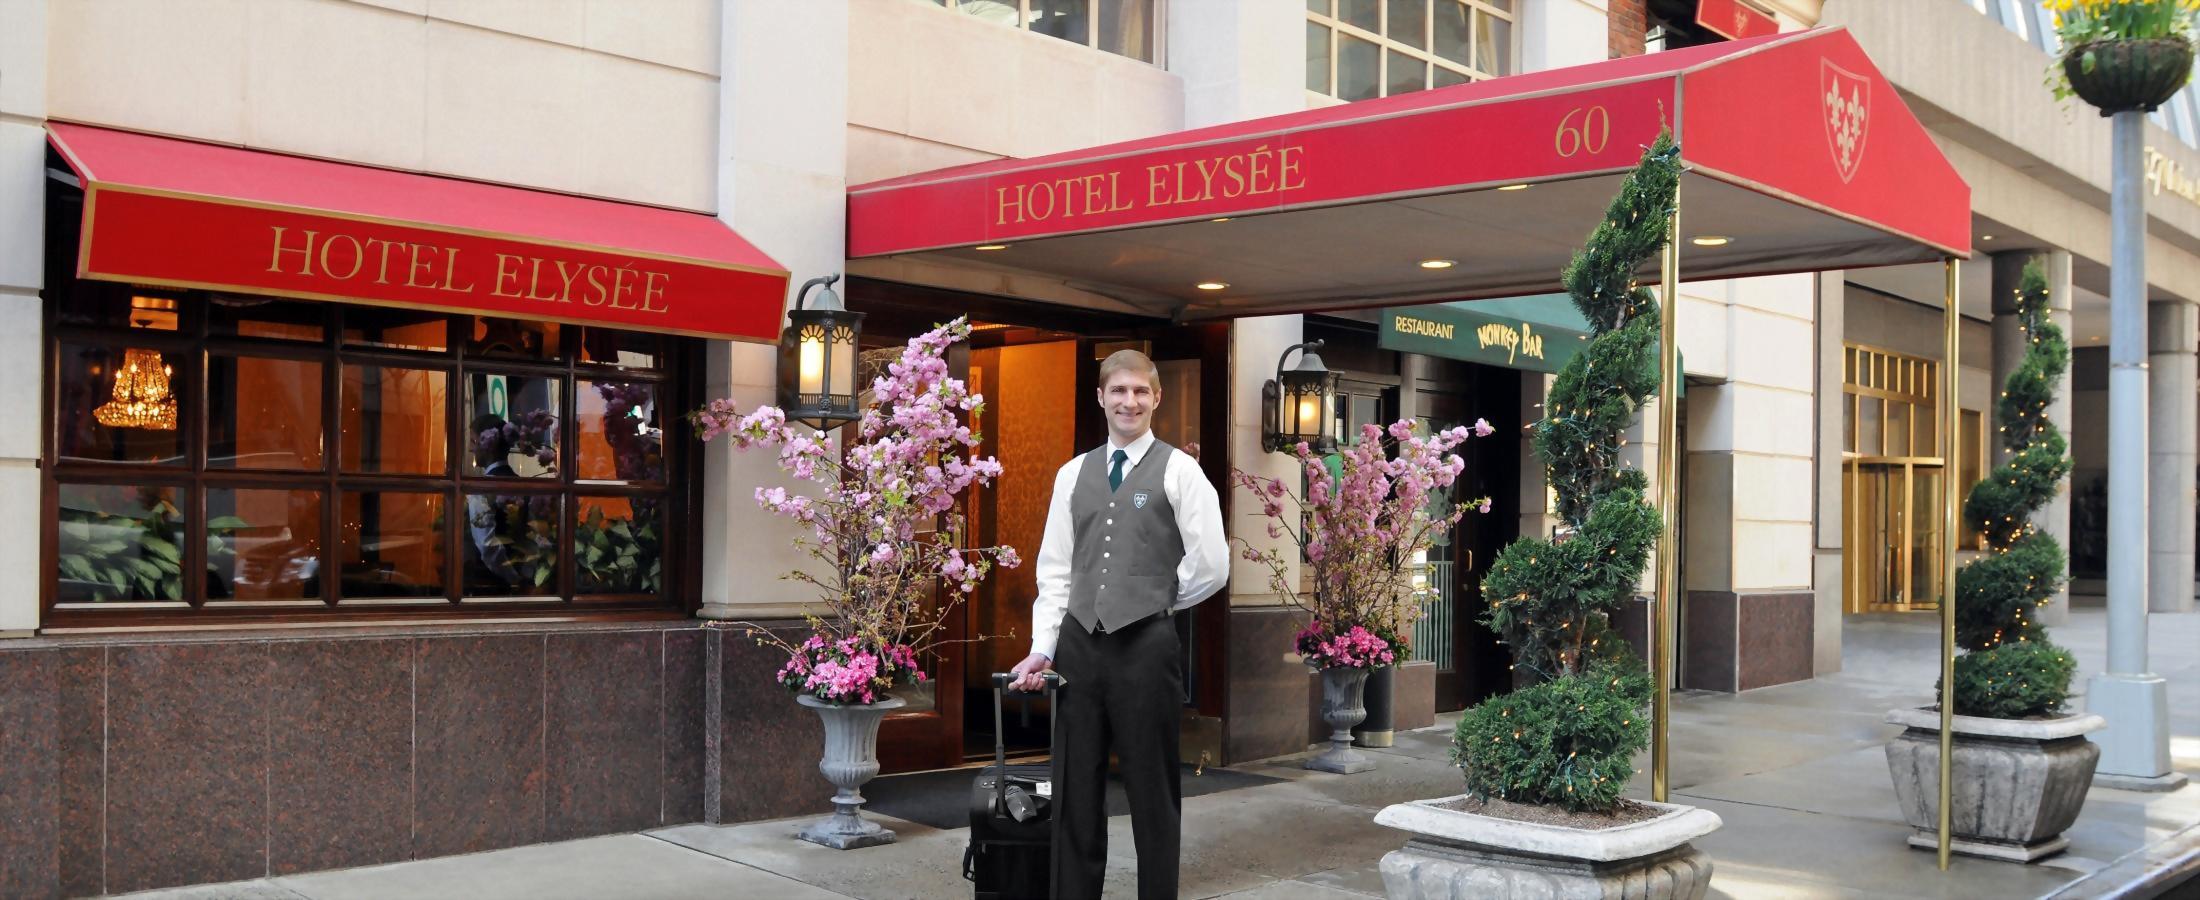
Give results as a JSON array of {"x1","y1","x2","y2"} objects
[{"x1": 964, "y1": 672, "x2": 1061, "y2": 900}]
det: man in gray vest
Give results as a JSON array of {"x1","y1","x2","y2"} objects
[{"x1": 1008, "y1": 349, "x2": 1228, "y2": 900}]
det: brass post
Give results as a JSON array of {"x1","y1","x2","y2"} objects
[
  {"x1": 1938, "y1": 257, "x2": 1961, "y2": 870},
  {"x1": 1652, "y1": 194, "x2": 1682, "y2": 803}
]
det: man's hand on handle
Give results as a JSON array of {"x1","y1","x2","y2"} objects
[{"x1": 1008, "y1": 652, "x2": 1053, "y2": 692}]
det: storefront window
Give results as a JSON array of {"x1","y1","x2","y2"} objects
[
  {"x1": 55, "y1": 483, "x2": 186, "y2": 604},
  {"x1": 56, "y1": 341, "x2": 186, "y2": 466},
  {"x1": 463, "y1": 492, "x2": 561, "y2": 596},
  {"x1": 45, "y1": 286, "x2": 687, "y2": 624},
  {"x1": 466, "y1": 373, "x2": 561, "y2": 478},
  {"x1": 206, "y1": 487, "x2": 324, "y2": 602},
  {"x1": 1309, "y1": 0, "x2": 1515, "y2": 101},
  {"x1": 209, "y1": 354, "x2": 324, "y2": 470},
  {"x1": 343, "y1": 364, "x2": 450, "y2": 475},
  {"x1": 340, "y1": 490, "x2": 448, "y2": 600}
]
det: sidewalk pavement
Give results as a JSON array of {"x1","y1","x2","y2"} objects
[{"x1": 121, "y1": 608, "x2": 2200, "y2": 900}]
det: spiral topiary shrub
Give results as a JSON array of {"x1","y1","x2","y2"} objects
[
  {"x1": 1950, "y1": 258, "x2": 2077, "y2": 719},
  {"x1": 1453, "y1": 132, "x2": 1678, "y2": 813}
]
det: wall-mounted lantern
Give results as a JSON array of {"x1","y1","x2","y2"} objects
[
  {"x1": 777, "y1": 275, "x2": 864, "y2": 430},
  {"x1": 1262, "y1": 339, "x2": 1337, "y2": 454}
]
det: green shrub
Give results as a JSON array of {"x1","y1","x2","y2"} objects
[
  {"x1": 1453, "y1": 659, "x2": 1651, "y2": 812},
  {"x1": 1951, "y1": 639, "x2": 2077, "y2": 719},
  {"x1": 1457, "y1": 133, "x2": 1678, "y2": 813}
]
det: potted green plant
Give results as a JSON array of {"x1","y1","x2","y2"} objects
[
  {"x1": 1372, "y1": 133, "x2": 1720, "y2": 900},
  {"x1": 1234, "y1": 419, "x2": 1489, "y2": 775},
  {"x1": 1882, "y1": 259, "x2": 2102, "y2": 863},
  {"x1": 2049, "y1": 0, "x2": 2199, "y2": 114},
  {"x1": 693, "y1": 317, "x2": 1020, "y2": 850}
]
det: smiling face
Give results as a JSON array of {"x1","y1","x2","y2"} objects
[{"x1": 1096, "y1": 355, "x2": 1162, "y2": 446}]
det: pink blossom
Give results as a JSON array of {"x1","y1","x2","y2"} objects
[{"x1": 1473, "y1": 418, "x2": 1495, "y2": 437}]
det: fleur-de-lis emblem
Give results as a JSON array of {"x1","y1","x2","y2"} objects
[{"x1": 1821, "y1": 59, "x2": 1871, "y2": 184}]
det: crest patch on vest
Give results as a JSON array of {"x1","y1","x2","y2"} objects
[{"x1": 1133, "y1": 491, "x2": 1150, "y2": 509}]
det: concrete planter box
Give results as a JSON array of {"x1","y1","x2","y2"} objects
[
  {"x1": 1373, "y1": 795, "x2": 1720, "y2": 899},
  {"x1": 1883, "y1": 707, "x2": 2105, "y2": 862}
]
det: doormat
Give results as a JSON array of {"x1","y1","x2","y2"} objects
[{"x1": 861, "y1": 764, "x2": 1285, "y2": 831}]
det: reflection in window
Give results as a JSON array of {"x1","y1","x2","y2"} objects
[
  {"x1": 57, "y1": 342, "x2": 186, "y2": 465},
  {"x1": 578, "y1": 381, "x2": 663, "y2": 482},
  {"x1": 340, "y1": 490, "x2": 447, "y2": 599},
  {"x1": 935, "y1": 0, "x2": 1157, "y2": 63},
  {"x1": 576, "y1": 496, "x2": 662, "y2": 595},
  {"x1": 210, "y1": 355, "x2": 324, "y2": 470},
  {"x1": 343, "y1": 307, "x2": 448, "y2": 352},
  {"x1": 208, "y1": 488, "x2": 324, "y2": 601},
  {"x1": 342, "y1": 365, "x2": 450, "y2": 474},
  {"x1": 468, "y1": 316, "x2": 561, "y2": 361},
  {"x1": 467, "y1": 373, "x2": 562, "y2": 478},
  {"x1": 56, "y1": 483, "x2": 186, "y2": 603},
  {"x1": 207, "y1": 296, "x2": 325, "y2": 342},
  {"x1": 578, "y1": 328, "x2": 663, "y2": 369},
  {"x1": 464, "y1": 493, "x2": 560, "y2": 596}
]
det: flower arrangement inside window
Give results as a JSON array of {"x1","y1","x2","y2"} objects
[{"x1": 693, "y1": 318, "x2": 1020, "y2": 705}]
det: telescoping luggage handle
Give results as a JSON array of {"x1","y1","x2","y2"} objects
[{"x1": 988, "y1": 672, "x2": 1062, "y2": 813}]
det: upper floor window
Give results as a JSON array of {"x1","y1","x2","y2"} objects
[
  {"x1": 1307, "y1": 0, "x2": 1516, "y2": 102},
  {"x1": 927, "y1": 0, "x2": 1159, "y2": 63}
]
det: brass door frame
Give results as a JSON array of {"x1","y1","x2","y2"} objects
[{"x1": 1841, "y1": 343, "x2": 1948, "y2": 614}]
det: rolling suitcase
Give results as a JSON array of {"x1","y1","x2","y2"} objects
[{"x1": 964, "y1": 672, "x2": 1061, "y2": 900}]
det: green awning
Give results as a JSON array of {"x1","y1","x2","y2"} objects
[
  {"x1": 1380, "y1": 294, "x2": 1681, "y2": 396},
  {"x1": 1380, "y1": 295, "x2": 1589, "y2": 375}
]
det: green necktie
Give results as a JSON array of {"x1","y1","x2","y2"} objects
[{"x1": 1109, "y1": 449, "x2": 1128, "y2": 491}]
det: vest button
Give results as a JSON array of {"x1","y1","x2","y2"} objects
[
  {"x1": 1109, "y1": 502, "x2": 1116, "y2": 508},
  {"x1": 1103, "y1": 552, "x2": 1110, "y2": 558},
  {"x1": 1106, "y1": 519, "x2": 1113, "y2": 525},
  {"x1": 1102, "y1": 568, "x2": 1108, "y2": 574}
]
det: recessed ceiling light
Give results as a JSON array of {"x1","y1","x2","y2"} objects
[
  {"x1": 1690, "y1": 235, "x2": 1732, "y2": 247},
  {"x1": 2091, "y1": 335, "x2": 2104, "y2": 341},
  {"x1": 1980, "y1": 234, "x2": 1996, "y2": 241},
  {"x1": 1196, "y1": 281, "x2": 1229, "y2": 291},
  {"x1": 974, "y1": 243, "x2": 1011, "y2": 251},
  {"x1": 1211, "y1": 217, "x2": 1233, "y2": 223},
  {"x1": 1497, "y1": 184, "x2": 1531, "y2": 191},
  {"x1": 1418, "y1": 259, "x2": 1457, "y2": 269}
]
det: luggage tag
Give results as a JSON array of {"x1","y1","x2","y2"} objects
[{"x1": 1035, "y1": 780, "x2": 1053, "y2": 798}]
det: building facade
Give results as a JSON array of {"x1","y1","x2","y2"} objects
[{"x1": 0, "y1": 1, "x2": 2193, "y2": 896}]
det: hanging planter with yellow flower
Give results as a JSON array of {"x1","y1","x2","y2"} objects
[{"x1": 2048, "y1": 0, "x2": 2200, "y2": 114}]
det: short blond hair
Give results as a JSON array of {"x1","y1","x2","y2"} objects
[{"x1": 1097, "y1": 349, "x2": 1161, "y2": 390}]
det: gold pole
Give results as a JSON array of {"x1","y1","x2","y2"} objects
[
  {"x1": 1652, "y1": 192, "x2": 1682, "y2": 803},
  {"x1": 1937, "y1": 257, "x2": 1961, "y2": 870}
]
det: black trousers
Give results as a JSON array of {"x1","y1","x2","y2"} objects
[{"x1": 1050, "y1": 612, "x2": 1182, "y2": 900}]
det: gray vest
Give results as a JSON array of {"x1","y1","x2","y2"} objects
[{"x1": 1065, "y1": 441, "x2": 1183, "y2": 634}]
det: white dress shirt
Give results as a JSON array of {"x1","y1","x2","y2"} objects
[{"x1": 1029, "y1": 430, "x2": 1229, "y2": 660}]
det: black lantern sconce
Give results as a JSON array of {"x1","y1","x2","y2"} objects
[
  {"x1": 1261, "y1": 340, "x2": 1338, "y2": 454},
  {"x1": 777, "y1": 274, "x2": 865, "y2": 431}
]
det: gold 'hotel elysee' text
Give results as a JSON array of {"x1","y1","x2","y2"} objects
[
  {"x1": 995, "y1": 144, "x2": 1308, "y2": 225},
  {"x1": 265, "y1": 226, "x2": 672, "y2": 313}
]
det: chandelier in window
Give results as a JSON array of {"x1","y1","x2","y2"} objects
[{"x1": 94, "y1": 347, "x2": 178, "y2": 431}]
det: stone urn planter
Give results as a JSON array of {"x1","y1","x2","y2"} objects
[
  {"x1": 1373, "y1": 795, "x2": 1721, "y2": 899},
  {"x1": 2064, "y1": 37, "x2": 2195, "y2": 114},
  {"x1": 1883, "y1": 707, "x2": 2106, "y2": 862},
  {"x1": 795, "y1": 694, "x2": 906, "y2": 850},
  {"x1": 1308, "y1": 665, "x2": 1376, "y2": 774}
]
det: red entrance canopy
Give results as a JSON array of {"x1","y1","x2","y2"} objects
[
  {"x1": 847, "y1": 28, "x2": 1967, "y2": 320},
  {"x1": 49, "y1": 123, "x2": 791, "y2": 341}
]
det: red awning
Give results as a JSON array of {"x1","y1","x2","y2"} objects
[
  {"x1": 847, "y1": 28, "x2": 1968, "y2": 320},
  {"x1": 49, "y1": 123, "x2": 790, "y2": 341}
]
